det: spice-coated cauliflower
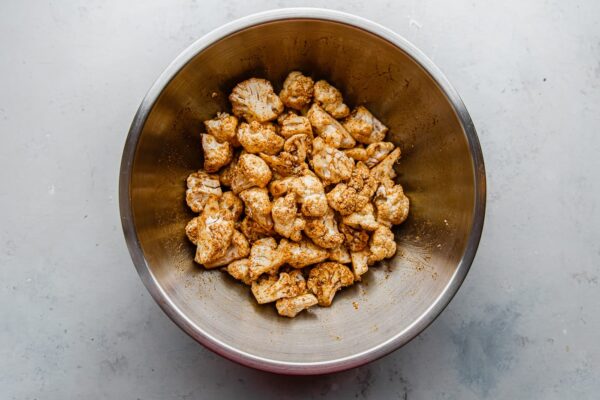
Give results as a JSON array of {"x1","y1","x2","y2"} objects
[
  {"x1": 204, "y1": 112, "x2": 239, "y2": 146},
  {"x1": 307, "y1": 262, "x2": 354, "y2": 306},
  {"x1": 307, "y1": 104, "x2": 355, "y2": 149},
  {"x1": 279, "y1": 71, "x2": 314, "y2": 110},
  {"x1": 229, "y1": 78, "x2": 284, "y2": 122},
  {"x1": 313, "y1": 80, "x2": 350, "y2": 118},
  {"x1": 237, "y1": 121, "x2": 284, "y2": 155},
  {"x1": 184, "y1": 73, "x2": 410, "y2": 317},
  {"x1": 343, "y1": 106, "x2": 388, "y2": 144},
  {"x1": 186, "y1": 171, "x2": 222, "y2": 213},
  {"x1": 276, "y1": 293, "x2": 318, "y2": 317}
]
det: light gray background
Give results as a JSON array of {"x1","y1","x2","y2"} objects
[{"x1": 1, "y1": 0, "x2": 599, "y2": 399}]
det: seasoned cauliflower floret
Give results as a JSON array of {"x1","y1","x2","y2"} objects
[
  {"x1": 186, "y1": 171, "x2": 222, "y2": 213},
  {"x1": 342, "y1": 202, "x2": 379, "y2": 231},
  {"x1": 276, "y1": 293, "x2": 319, "y2": 317},
  {"x1": 313, "y1": 80, "x2": 350, "y2": 118},
  {"x1": 229, "y1": 78, "x2": 284, "y2": 122},
  {"x1": 310, "y1": 137, "x2": 355, "y2": 185},
  {"x1": 339, "y1": 223, "x2": 370, "y2": 252},
  {"x1": 251, "y1": 270, "x2": 307, "y2": 304},
  {"x1": 328, "y1": 245, "x2": 351, "y2": 264},
  {"x1": 240, "y1": 215, "x2": 274, "y2": 243},
  {"x1": 326, "y1": 162, "x2": 378, "y2": 216},
  {"x1": 364, "y1": 142, "x2": 395, "y2": 168},
  {"x1": 204, "y1": 229, "x2": 250, "y2": 268},
  {"x1": 185, "y1": 216, "x2": 200, "y2": 245},
  {"x1": 307, "y1": 104, "x2": 355, "y2": 149},
  {"x1": 368, "y1": 225, "x2": 397, "y2": 265},
  {"x1": 374, "y1": 181, "x2": 410, "y2": 226},
  {"x1": 231, "y1": 153, "x2": 272, "y2": 194},
  {"x1": 278, "y1": 111, "x2": 313, "y2": 139},
  {"x1": 237, "y1": 121, "x2": 284, "y2": 155},
  {"x1": 239, "y1": 187, "x2": 273, "y2": 230},
  {"x1": 194, "y1": 197, "x2": 235, "y2": 265},
  {"x1": 219, "y1": 153, "x2": 238, "y2": 187},
  {"x1": 247, "y1": 237, "x2": 288, "y2": 280},
  {"x1": 226, "y1": 258, "x2": 252, "y2": 285},
  {"x1": 284, "y1": 134, "x2": 309, "y2": 162},
  {"x1": 279, "y1": 238, "x2": 329, "y2": 268},
  {"x1": 343, "y1": 106, "x2": 388, "y2": 144},
  {"x1": 370, "y1": 147, "x2": 401, "y2": 184},
  {"x1": 219, "y1": 191, "x2": 243, "y2": 220},
  {"x1": 279, "y1": 71, "x2": 314, "y2": 110},
  {"x1": 272, "y1": 193, "x2": 305, "y2": 242},
  {"x1": 344, "y1": 147, "x2": 368, "y2": 162},
  {"x1": 304, "y1": 208, "x2": 344, "y2": 249},
  {"x1": 204, "y1": 112, "x2": 239, "y2": 146},
  {"x1": 350, "y1": 250, "x2": 370, "y2": 281},
  {"x1": 201, "y1": 133, "x2": 233, "y2": 173},
  {"x1": 307, "y1": 262, "x2": 354, "y2": 306},
  {"x1": 270, "y1": 174, "x2": 329, "y2": 217}
]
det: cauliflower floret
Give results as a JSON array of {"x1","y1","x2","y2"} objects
[
  {"x1": 219, "y1": 153, "x2": 238, "y2": 187},
  {"x1": 342, "y1": 202, "x2": 379, "y2": 231},
  {"x1": 374, "y1": 181, "x2": 410, "y2": 227},
  {"x1": 364, "y1": 142, "x2": 395, "y2": 168},
  {"x1": 279, "y1": 238, "x2": 329, "y2": 268},
  {"x1": 270, "y1": 174, "x2": 329, "y2": 217},
  {"x1": 259, "y1": 152, "x2": 306, "y2": 179},
  {"x1": 185, "y1": 216, "x2": 200, "y2": 245},
  {"x1": 368, "y1": 225, "x2": 397, "y2": 265},
  {"x1": 279, "y1": 71, "x2": 314, "y2": 110},
  {"x1": 276, "y1": 293, "x2": 319, "y2": 317},
  {"x1": 326, "y1": 162, "x2": 378, "y2": 216},
  {"x1": 370, "y1": 147, "x2": 401, "y2": 184},
  {"x1": 339, "y1": 223, "x2": 369, "y2": 252},
  {"x1": 240, "y1": 215, "x2": 274, "y2": 243},
  {"x1": 247, "y1": 237, "x2": 288, "y2": 280},
  {"x1": 272, "y1": 193, "x2": 305, "y2": 241},
  {"x1": 251, "y1": 270, "x2": 307, "y2": 304},
  {"x1": 219, "y1": 191, "x2": 243, "y2": 220},
  {"x1": 204, "y1": 229, "x2": 250, "y2": 268},
  {"x1": 229, "y1": 78, "x2": 284, "y2": 122},
  {"x1": 310, "y1": 137, "x2": 355, "y2": 185},
  {"x1": 186, "y1": 171, "x2": 222, "y2": 213},
  {"x1": 307, "y1": 104, "x2": 355, "y2": 149},
  {"x1": 350, "y1": 250, "x2": 370, "y2": 281},
  {"x1": 201, "y1": 133, "x2": 233, "y2": 173},
  {"x1": 194, "y1": 197, "x2": 235, "y2": 265},
  {"x1": 231, "y1": 153, "x2": 272, "y2": 194},
  {"x1": 328, "y1": 245, "x2": 351, "y2": 264},
  {"x1": 344, "y1": 147, "x2": 368, "y2": 162},
  {"x1": 237, "y1": 121, "x2": 284, "y2": 155},
  {"x1": 313, "y1": 80, "x2": 350, "y2": 118},
  {"x1": 226, "y1": 258, "x2": 252, "y2": 285},
  {"x1": 307, "y1": 262, "x2": 354, "y2": 306},
  {"x1": 342, "y1": 106, "x2": 388, "y2": 144},
  {"x1": 204, "y1": 112, "x2": 239, "y2": 146},
  {"x1": 283, "y1": 134, "x2": 309, "y2": 162},
  {"x1": 239, "y1": 187, "x2": 273, "y2": 230},
  {"x1": 278, "y1": 111, "x2": 313, "y2": 139},
  {"x1": 304, "y1": 208, "x2": 344, "y2": 249}
]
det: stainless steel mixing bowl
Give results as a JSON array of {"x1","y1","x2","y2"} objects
[{"x1": 119, "y1": 8, "x2": 485, "y2": 374}]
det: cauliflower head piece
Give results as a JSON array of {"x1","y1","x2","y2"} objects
[
  {"x1": 307, "y1": 262, "x2": 354, "y2": 306},
  {"x1": 279, "y1": 71, "x2": 314, "y2": 110},
  {"x1": 343, "y1": 106, "x2": 389, "y2": 144},
  {"x1": 229, "y1": 78, "x2": 284, "y2": 122},
  {"x1": 186, "y1": 171, "x2": 222, "y2": 213}
]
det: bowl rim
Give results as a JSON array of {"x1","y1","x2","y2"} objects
[{"x1": 119, "y1": 7, "x2": 486, "y2": 375}]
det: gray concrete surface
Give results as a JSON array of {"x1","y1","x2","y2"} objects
[{"x1": 1, "y1": 0, "x2": 599, "y2": 399}]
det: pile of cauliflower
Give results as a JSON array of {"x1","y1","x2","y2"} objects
[{"x1": 184, "y1": 72, "x2": 409, "y2": 317}]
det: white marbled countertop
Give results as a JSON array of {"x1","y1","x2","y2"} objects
[{"x1": 1, "y1": 0, "x2": 599, "y2": 399}]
